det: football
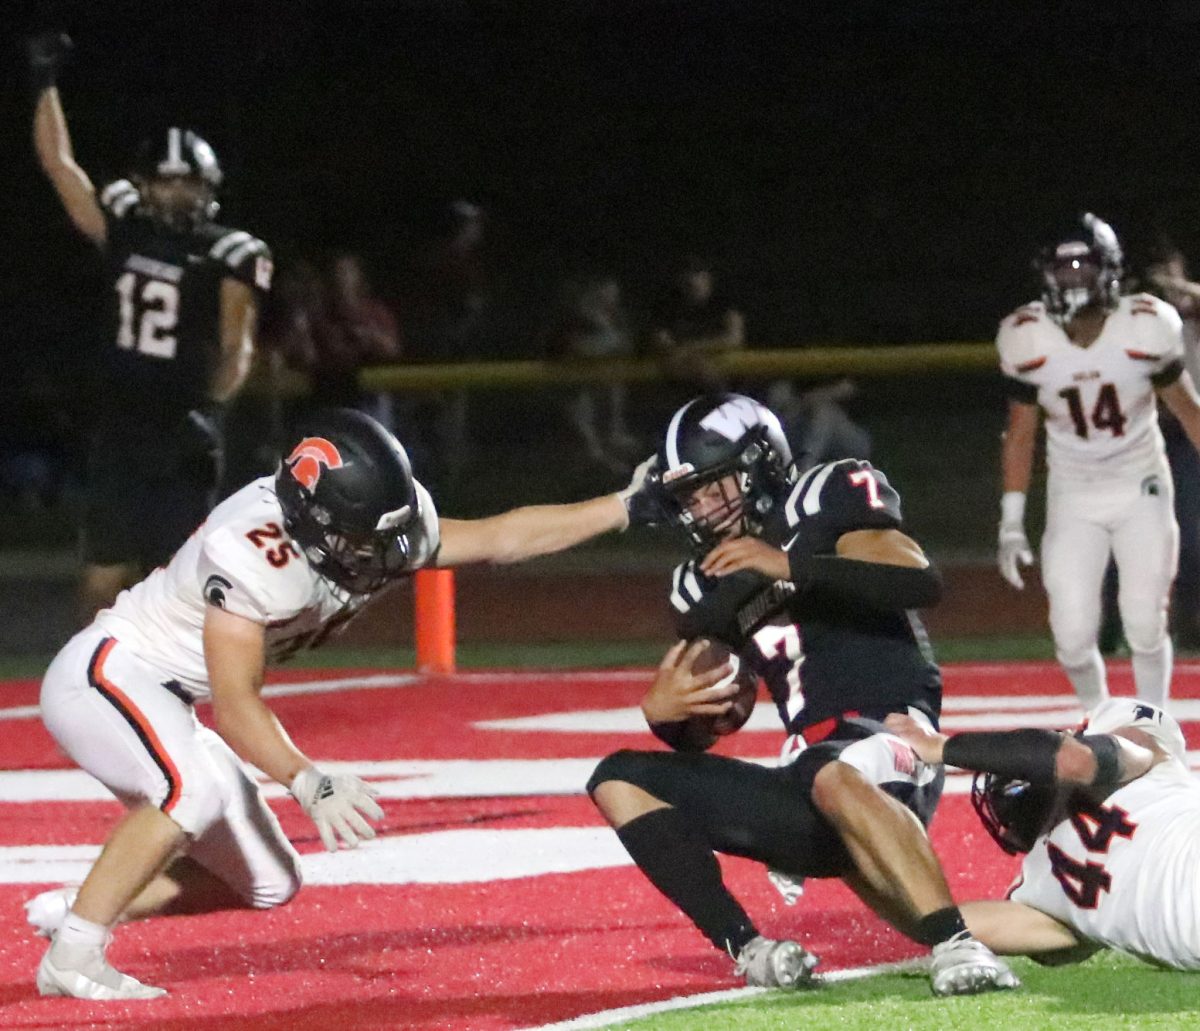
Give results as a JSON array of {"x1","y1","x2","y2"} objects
[{"x1": 685, "y1": 639, "x2": 759, "y2": 743}]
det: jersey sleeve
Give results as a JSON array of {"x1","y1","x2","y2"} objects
[
  {"x1": 207, "y1": 228, "x2": 274, "y2": 293},
  {"x1": 784, "y1": 459, "x2": 903, "y2": 541},
  {"x1": 671, "y1": 567, "x2": 777, "y2": 648},
  {"x1": 996, "y1": 307, "x2": 1047, "y2": 404},
  {"x1": 196, "y1": 525, "x2": 308, "y2": 624},
  {"x1": 1128, "y1": 294, "x2": 1186, "y2": 386},
  {"x1": 97, "y1": 179, "x2": 141, "y2": 226},
  {"x1": 407, "y1": 480, "x2": 442, "y2": 568}
]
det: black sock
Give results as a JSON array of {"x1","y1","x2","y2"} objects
[
  {"x1": 914, "y1": 905, "x2": 969, "y2": 947},
  {"x1": 616, "y1": 807, "x2": 758, "y2": 956}
]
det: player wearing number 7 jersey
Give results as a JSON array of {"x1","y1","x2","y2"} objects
[
  {"x1": 30, "y1": 408, "x2": 649, "y2": 1000},
  {"x1": 886, "y1": 698, "x2": 1200, "y2": 970},
  {"x1": 997, "y1": 213, "x2": 1200, "y2": 711},
  {"x1": 27, "y1": 32, "x2": 270, "y2": 621},
  {"x1": 588, "y1": 394, "x2": 1018, "y2": 996}
]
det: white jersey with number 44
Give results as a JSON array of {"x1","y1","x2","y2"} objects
[
  {"x1": 996, "y1": 294, "x2": 1184, "y2": 482},
  {"x1": 1008, "y1": 757, "x2": 1200, "y2": 969},
  {"x1": 94, "y1": 475, "x2": 439, "y2": 699}
]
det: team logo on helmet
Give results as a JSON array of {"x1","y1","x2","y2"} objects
[{"x1": 286, "y1": 437, "x2": 343, "y2": 490}]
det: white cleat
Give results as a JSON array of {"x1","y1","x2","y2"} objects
[
  {"x1": 36, "y1": 941, "x2": 166, "y2": 1001},
  {"x1": 930, "y1": 931, "x2": 1020, "y2": 996},
  {"x1": 734, "y1": 934, "x2": 819, "y2": 988},
  {"x1": 24, "y1": 885, "x2": 79, "y2": 939}
]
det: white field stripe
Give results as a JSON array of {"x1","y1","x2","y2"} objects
[
  {"x1": 6, "y1": 751, "x2": 1200, "y2": 805},
  {"x1": 525, "y1": 958, "x2": 928, "y2": 1031},
  {"x1": 0, "y1": 827, "x2": 632, "y2": 887}
]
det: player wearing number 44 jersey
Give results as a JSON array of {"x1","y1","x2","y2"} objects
[
  {"x1": 588, "y1": 394, "x2": 1018, "y2": 996},
  {"x1": 997, "y1": 214, "x2": 1200, "y2": 711},
  {"x1": 30, "y1": 408, "x2": 647, "y2": 1000},
  {"x1": 27, "y1": 32, "x2": 271, "y2": 620},
  {"x1": 887, "y1": 698, "x2": 1200, "y2": 970}
]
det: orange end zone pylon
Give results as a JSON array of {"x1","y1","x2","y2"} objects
[{"x1": 414, "y1": 567, "x2": 457, "y2": 673}]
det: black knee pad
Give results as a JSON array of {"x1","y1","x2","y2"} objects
[{"x1": 587, "y1": 749, "x2": 652, "y2": 796}]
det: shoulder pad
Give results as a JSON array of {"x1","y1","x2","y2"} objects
[
  {"x1": 996, "y1": 305, "x2": 1051, "y2": 375},
  {"x1": 207, "y1": 227, "x2": 273, "y2": 291},
  {"x1": 198, "y1": 522, "x2": 310, "y2": 624},
  {"x1": 784, "y1": 459, "x2": 903, "y2": 533},
  {"x1": 98, "y1": 179, "x2": 140, "y2": 221}
]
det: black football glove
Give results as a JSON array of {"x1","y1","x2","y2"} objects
[
  {"x1": 26, "y1": 32, "x2": 73, "y2": 96},
  {"x1": 618, "y1": 454, "x2": 665, "y2": 529}
]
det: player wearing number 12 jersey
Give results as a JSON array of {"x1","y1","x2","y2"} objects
[
  {"x1": 30, "y1": 408, "x2": 648, "y2": 1000},
  {"x1": 28, "y1": 32, "x2": 270, "y2": 619},
  {"x1": 588, "y1": 394, "x2": 1018, "y2": 996},
  {"x1": 887, "y1": 698, "x2": 1200, "y2": 970},
  {"x1": 996, "y1": 214, "x2": 1200, "y2": 711}
]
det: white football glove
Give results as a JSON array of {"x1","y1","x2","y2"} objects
[
  {"x1": 997, "y1": 524, "x2": 1034, "y2": 590},
  {"x1": 290, "y1": 767, "x2": 384, "y2": 852},
  {"x1": 997, "y1": 490, "x2": 1034, "y2": 589}
]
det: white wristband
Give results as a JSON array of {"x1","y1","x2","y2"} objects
[{"x1": 1000, "y1": 491, "x2": 1026, "y2": 527}]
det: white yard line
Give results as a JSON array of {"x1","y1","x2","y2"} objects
[{"x1": 525, "y1": 957, "x2": 928, "y2": 1030}]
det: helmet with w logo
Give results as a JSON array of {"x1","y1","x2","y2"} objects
[{"x1": 275, "y1": 409, "x2": 419, "y2": 593}]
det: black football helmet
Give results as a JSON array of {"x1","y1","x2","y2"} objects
[
  {"x1": 655, "y1": 393, "x2": 795, "y2": 553},
  {"x1": 1036, "y1": 212, "x2": 1123, "y2": 325},
  {"x1": 130, "y1": 127, "x2": 222, "y2": 228},
  {"x1": 275, "y1": 409, "x2": 421, "y2": 594},
  {"x1": 970, "y1": 772, "x2": 1060, "y2": 856}
]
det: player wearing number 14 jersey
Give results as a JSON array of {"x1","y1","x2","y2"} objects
[
  {"x1": 28, "y1": 32, "x2": 270, "y2": 619},
  {"x1": 996, "y1": 213, "x2": 1200, "y2": 710},
  {"x1": 588, "y1": 394, "x2": 1018, "y2": 996}
]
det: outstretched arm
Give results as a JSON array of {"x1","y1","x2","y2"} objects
[
  {"x1": 436, "y1": 494, "x2": 626, "y2": 567},
  {"x1": 28, "y1": 32, "x2": 107, "y2": 248}
]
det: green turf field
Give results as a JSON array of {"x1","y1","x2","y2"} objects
[{"x1": 608, "y1": 951, "x2": 1200, "y2": 1030}]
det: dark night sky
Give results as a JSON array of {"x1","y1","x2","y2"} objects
[{"x1": 6, "y1": 1, "x2": 1200, "y2": 380}]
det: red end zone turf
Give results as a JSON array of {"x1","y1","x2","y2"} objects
[{"x1": 0, "y1": 662, "x2": 1195, "y2": 1029}]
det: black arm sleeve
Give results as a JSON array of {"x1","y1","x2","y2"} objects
[
  {"x1": 943, "y1": 729, "x2": 1062, "y2": 783},
  {"x1": 788, "y1": 553, "x2": 943, "y2": 610},
  {"x1": 1151, "y1": 358, "x2": 1185, "y2": 388},
  {"x1": 1000, "y1": 374, "x2": 1040, "y2": 404}
]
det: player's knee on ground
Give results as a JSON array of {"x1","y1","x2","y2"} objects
[{"x1": 245, "y1": 855, "x2": 303, "y2": 909}]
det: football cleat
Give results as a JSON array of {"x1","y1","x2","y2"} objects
[
  {"x1": 37, "y1": 940, "x2": 165, "y2": 1000},
  {"x1": 734, "y1": 934, "x2": 819, "y2": 989},
  {"x1": 24, "y1": 885, "x2": 78, "y2": 939},
  {"x1": 930, "y1": 931, "x2": 1020, "y2": 996}
]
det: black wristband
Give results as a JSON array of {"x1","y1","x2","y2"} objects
[
  {"x1": 943, "y1": 729, "x2": 1061, "y2": 783},
  {"x1": 795, "y1": 554, "x2": 943, "y2": 610},
  {"x1": 1079, "y1": 734, "x2": 1121, "y2": 786}
]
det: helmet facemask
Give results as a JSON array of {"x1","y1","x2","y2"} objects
[
  {"x1": 276, "y1": 471, "x2": 418, "y2": 595},
  {"x1": 137, "y1": 174, "x2": 219, "y2": 231},
  {"x1": 660, "y1": 432, "x2": 783, "y2": 554},
  {"x1": 970, "y1": 772, "x2": 1059, "y2": 855}
]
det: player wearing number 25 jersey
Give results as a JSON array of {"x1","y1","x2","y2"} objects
[
  {"x1": 887, "y1": 698, "x2": 1200, "y2": 970},
  {"x1": 996, "y1": 213, "x2": 1200, "y2": 712},
  {"x1": 32, "y1": 408, "x2": 645, "y2": 1000},
  {"x1": 29, "y1": 32, "x2": 269, "y2": 618},
  {"x1": 588, "y1": 394, "x2": 1018, "y2": 997}
]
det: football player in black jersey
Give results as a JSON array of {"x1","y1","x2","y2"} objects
[
  {"x1": 27, "y1": 33, "x2": 272, "y2": 620},
  {"x1": 588, "y1": 394, "x2": 1019, "y2": 995}
]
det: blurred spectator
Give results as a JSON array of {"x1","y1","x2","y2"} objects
[
  {"x1": 1147, "y1": 242, "x2": 1200, "y2": 647},
  {"x1": 403, "y1": 199, "x2": 492, "y2": 492},
  {"x1": 765, "y1": 378, "x2": 872, "y2": 470},
  {"x1": 547, "y1": 273, "x2": 640, "y2": 472},
  {"x1": 650, "y1": 254, "x2": 745, "y2": 389},
  {"x1": 309, "y1": 251, "x2": 401, "y2": 409}
]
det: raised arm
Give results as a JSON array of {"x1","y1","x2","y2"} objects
[{"x1": 28, "y1": 33, "x2": 106, "y2": 247}]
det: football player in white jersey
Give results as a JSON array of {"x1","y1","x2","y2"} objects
[
  {"x1": 886, "y1": 699, "x2": 1200, "y2": 970},
  {"x1": 29, "y1": 408, "x2": 651, "y2": 1001},
  {"x1": 996, "y1": 213, "x2": 1200, "y2": 709}
]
